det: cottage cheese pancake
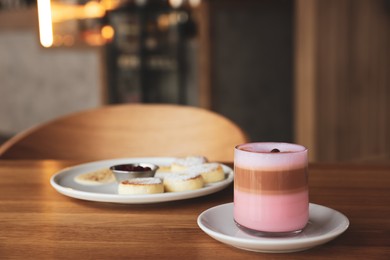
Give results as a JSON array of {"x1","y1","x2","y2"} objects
[
  {"x1": 118, "y1": 177, "x2": 164, "y2": 195},
  {"x1": 163, "y1": 172, "x2": 204, "y2": 192},
  {"x1": 187, "y1": 163, "x2": 225, "y2": 183},
  {"x1": 74, "y1": 168, "x2": 115, "y2": 185}
]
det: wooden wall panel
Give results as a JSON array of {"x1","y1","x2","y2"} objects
[
  {"x1": 295, "y1": 0, "x2": 390, "y2": 162},
  {"x1": 294, "y1": 0, "x2": 318, "y2": 161}
]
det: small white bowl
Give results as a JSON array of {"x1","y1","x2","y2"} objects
[{"x1": 110, "y1": 163, "x2": 159, "y2": 182}]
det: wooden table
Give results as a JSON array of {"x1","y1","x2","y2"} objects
[{"x1": 0, "y1": 160, "x2": 389, "y2": 259}]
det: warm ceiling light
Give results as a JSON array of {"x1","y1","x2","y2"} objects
[
  {"x1": 37, "y1": 0, "x2": 53, "y2": 48},
  {"x1": 101, "y1": 25, "x2": 115, "y2": 41},
  {"x1": 101, "y1": 0, "x2": 122, "y2": 11},
  {"x1": 169, "y1": 0, "x2": 183, "y2": 8},
  {"x1": 84, "y1": 1, "x2": 106, "y2": 18}
]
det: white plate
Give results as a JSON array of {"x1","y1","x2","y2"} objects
[
  {"x1": 50, "y1": 157, "x2": 233, "y2": 204},
  {"x1": 197, "y1": 203, "x2": 349, "y2": 253}
]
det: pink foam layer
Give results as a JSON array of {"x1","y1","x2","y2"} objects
[
  {"x1": 234, "y1": 189, "x2": 309, "y2": 232},
  {"x1": 235, "y1": 142, "x2": 307, "y2": 170}
]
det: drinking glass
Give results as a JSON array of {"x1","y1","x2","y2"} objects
[{"x1": 234, "y1": 142, "x2": 309, "y2": 236}]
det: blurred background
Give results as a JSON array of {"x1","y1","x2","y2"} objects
[{"x1": 0, "y1": 0, "x2": 389, "y2": 162}]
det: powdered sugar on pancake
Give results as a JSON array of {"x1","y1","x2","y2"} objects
[
  {"x1": 121, "y1": 177, "x2": 162, "y2": 185},
  {"x1": 171, "y1": 156, "x2": 207, "y2": 168},
  {"x1": 163, "y1": 171, "x2": 204, "y2": 192},
  {"x1": 186, "y1": 163, "x2": 225, "y2": 183},
  {"x1": 163, "y1": 172, "x2": 201, "y2": 181},
  {"x1": 186, "y1": 163, "x2": 221, "y2": 174},
  {"x1": 118, "y1": 177, "x2": 164, "y2": 194}
]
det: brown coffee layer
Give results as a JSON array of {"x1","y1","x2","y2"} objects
[{"x1": 234, "y1": 167, "x2": 308, "y2": 194}]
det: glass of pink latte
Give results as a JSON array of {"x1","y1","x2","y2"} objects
[{"x1": 234, "y1": 142, "x2": 309, "y2": 236}]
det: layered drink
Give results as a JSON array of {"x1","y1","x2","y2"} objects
[{"x1": 234, "y1": 142, "x2": 309, "y2": 235}]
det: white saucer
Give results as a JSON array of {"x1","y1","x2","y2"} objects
[{"x1": 197, "y1": 203, "x2": 349, "y2": 253}]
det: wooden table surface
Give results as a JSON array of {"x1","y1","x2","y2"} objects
[{"x1": 0, "y1": 160, "x2": 389, "y2": 259}]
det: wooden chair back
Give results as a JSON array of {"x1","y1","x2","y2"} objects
[{"x1": 0, "y1": 104, "x2": 249, "y2": 162}]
